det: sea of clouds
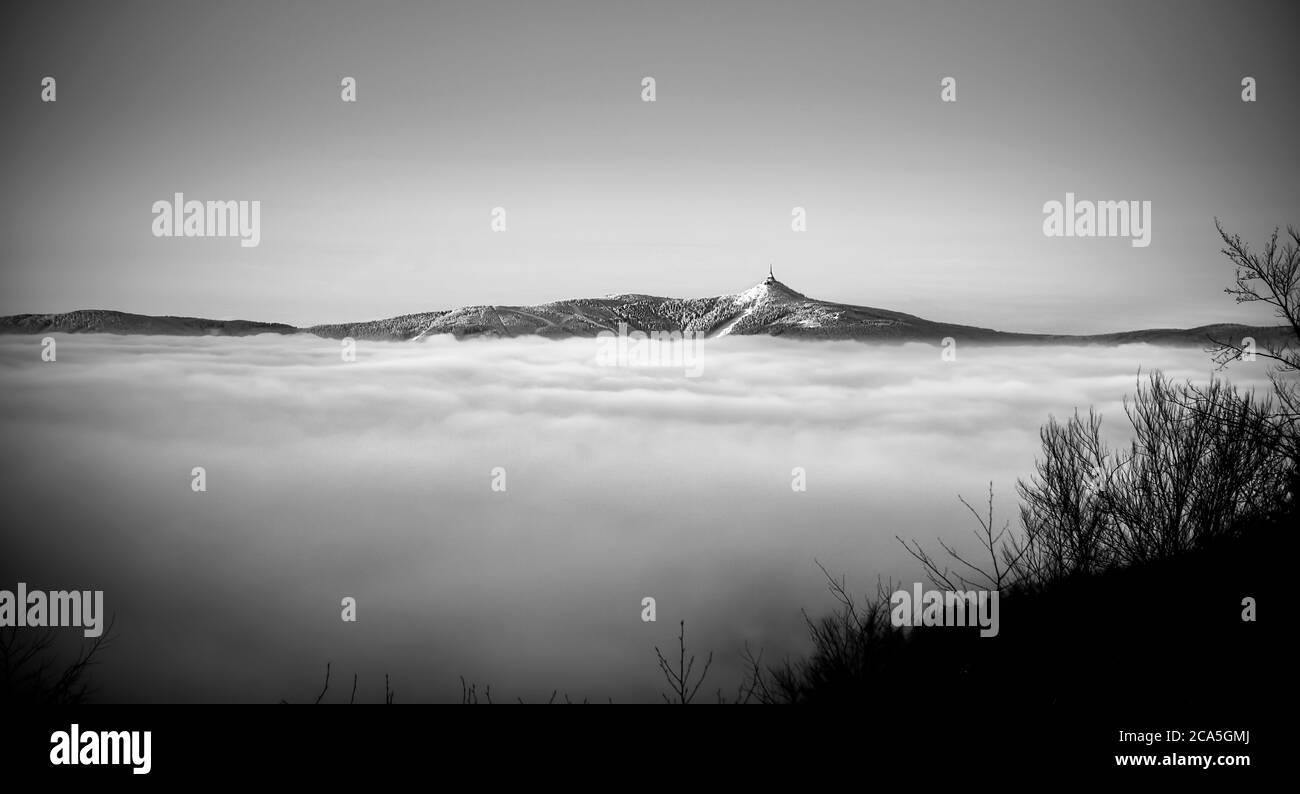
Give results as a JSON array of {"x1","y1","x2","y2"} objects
[{"x1": 0, "y1": 333, "x2": 1272, "y2": 702}]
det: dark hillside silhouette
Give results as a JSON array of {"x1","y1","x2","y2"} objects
[{"x1": 747, "y1": 221, "x2": 1291, "y2": 711}]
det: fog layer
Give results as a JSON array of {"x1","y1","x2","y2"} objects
[{"x1": 0, "y1": 334, "x2": 1267, "y2": 702}]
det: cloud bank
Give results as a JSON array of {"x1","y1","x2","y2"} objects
[{"x1": 0, "y1": 334, "x2": 1271, "y2": 702}]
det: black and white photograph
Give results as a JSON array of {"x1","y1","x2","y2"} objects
[{"x1": 0, "y1": 0, "x2": 1291, "y2": 779}]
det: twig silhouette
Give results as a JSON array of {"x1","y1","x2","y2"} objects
[{"x1": 654, "y1": 620, "x2": 713, "y2": 704}]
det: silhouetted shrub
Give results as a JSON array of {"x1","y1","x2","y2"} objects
[{"x1": 758, "y1": 221, "x2": 1294, "y2": 708}]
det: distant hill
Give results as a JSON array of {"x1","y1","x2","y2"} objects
[
  {"x1": 0, "y1": 310, "x2": 296, "y2": 337},
  {"x1": 1, "y1": 276, "x2": 1288, "y2": 348}
]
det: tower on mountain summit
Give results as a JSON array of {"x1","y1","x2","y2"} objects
[{"x1": 766, "y1": 264, "x2": 775, "y2": 283}]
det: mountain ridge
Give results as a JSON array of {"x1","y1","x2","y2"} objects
[{"x1": 0, "y1": 276, "x2": 1288, "y2": 348}]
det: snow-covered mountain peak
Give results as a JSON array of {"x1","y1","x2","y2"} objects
[{"x1": 731, "y1": 275, "x2": 807, "y2": 306}]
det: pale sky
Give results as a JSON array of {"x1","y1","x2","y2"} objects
[{"x1": 2, "y1": 0, "x2": 1298, "y2": 333}]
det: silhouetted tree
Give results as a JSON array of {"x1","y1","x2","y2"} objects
[
  {"x1": 756, "y1": 219, "x2": 1295, "y2": 705},
  {"x1": 0, "y1": 619, "x2": 115, "y2": 705}
]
